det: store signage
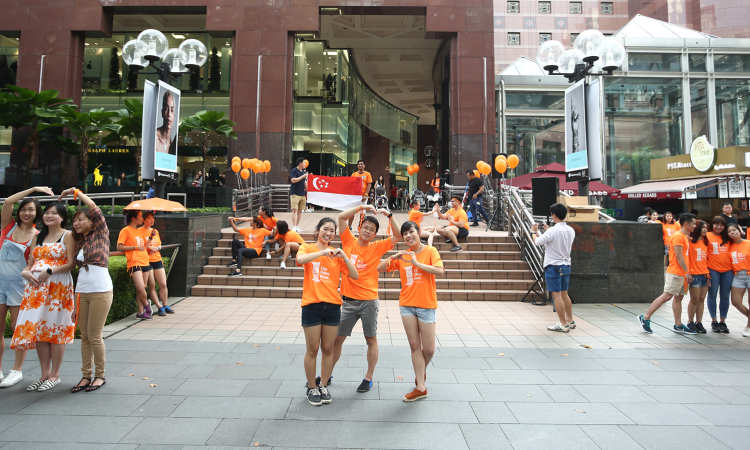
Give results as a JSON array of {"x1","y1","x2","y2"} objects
[
  {"x1": 728, "y1": 179, "x2": 745, "y2": 198},
  {"x1": 690, "y1": 135, "x2": 715, "y2": 172}
]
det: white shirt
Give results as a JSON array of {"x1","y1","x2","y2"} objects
[
  {"x1": 534, "y1": 222, "x2": 576, "y2": 268},
  {"x1": 75, "y1": 249, "x2": 113, "y2": 293}
]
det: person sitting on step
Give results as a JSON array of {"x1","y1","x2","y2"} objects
[{"x1": 435, "y1": 196, "x2": 469, "y2": 252}]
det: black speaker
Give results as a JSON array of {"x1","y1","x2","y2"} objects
[{"x1": 532, "y1": 177, "x2": 559, "y2": 217}]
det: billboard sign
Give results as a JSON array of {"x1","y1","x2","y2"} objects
[
  {"x1": 141, "y1": 80, "x2": 180, "y2": 181},
  {"x1": 565, "y1": 79, "x2": 587, "y2": 179}
]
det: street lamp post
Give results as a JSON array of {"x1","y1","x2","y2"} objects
[{"x1": 536, "y1": 30, "x2": 625, "y2": 199}]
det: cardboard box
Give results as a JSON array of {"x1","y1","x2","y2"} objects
[{"x1": 559, "y1": 196, "x2": 601, "y2": 222}]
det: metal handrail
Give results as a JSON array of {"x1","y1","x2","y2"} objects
[
  {"x1": 0, "y1": 191, "x2": 145, "y2": 211},
  {"x1": 232, "y1": 185, "x2": 273, "y2": 216}
]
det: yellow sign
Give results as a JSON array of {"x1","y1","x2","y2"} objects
[
  {"x1": 690, "y1": 135, "x2": 715, "y2": 172},
  {"x1": 650, "y1": 146, "x2": 750, "y2": 180}
]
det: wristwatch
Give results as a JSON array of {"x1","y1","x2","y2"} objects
[
  {"x1": 387, "y1": 212, "x2": 393, "y2": 218},
  {"x1": 46, "y1": 268, "x2": 53, "y2": 275}
]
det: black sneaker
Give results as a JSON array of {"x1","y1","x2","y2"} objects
[
  {"x1": 356, "y1": 378, "x2": 373, "y2": 393},
  {"x1": 319, "y1": 385, "x2": 332, "y2": 404},
  {"x1": 719, "y1": 322, "x2": 730, "y2": 334},
  {"x1": 470, "y1": 222, "x2": 480, "y2": 227},
  {"x1": 695, "y1": 322, "x2": 707, "y2": 334},
  {"x1": 315, "y1": 376, "x2": 332, "y2": 387},
  {"x1": 306, "y1": 385, "x2": 322, "y2": 406},
  {"x1": 450, "y1": 245, "x2": 462, "y2": 252},
  {"x1": 686, "y1": 322, "x2": 698, "y2": 334},
  {"x1": 228, "y1": 269, "x2": 241, "y2": 276},
  {"x1": 711, "y1": 321, "x2": 721, "y2": 333}
]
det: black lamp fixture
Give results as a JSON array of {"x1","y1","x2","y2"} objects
[
  {"x1": 536, "y1": 30, "x2": 626, "y2": 83},
  {"x1": 121, "y1": 29, "x2": 208, "y2": 81}
]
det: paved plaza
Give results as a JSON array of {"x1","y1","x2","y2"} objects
[{"x1": 2, "y1": 297, "x2": 750, "y2": 449}]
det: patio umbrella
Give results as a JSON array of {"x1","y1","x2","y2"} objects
[{"x1": 124, "y1": 197, "x2": 187, "y2": 212}]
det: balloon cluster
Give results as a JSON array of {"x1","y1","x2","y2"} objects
[
  {"x1": 406, "y1": 163, "x2": 420, "y2": 175},
  {"x1": 230, "y1": 156, "x2": 271, "y2": 181},
  {"x1": 490, "y1": 154, "x2": 519, "y2": 175}
]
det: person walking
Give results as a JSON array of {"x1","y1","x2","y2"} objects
[
  {"x1": 227, "y1": 217, "x2": 271, "y2": 276},
  {"x1": 378, "y1": 220, "x2": 444, "y2": 402},
  {"x1": 289, "y1": 158, "x2": 308, "y2": 233},
  {"x1": 639, "y1": 213, "x2": 697, "y2": 334},
  {"x1": 142, "y1": 211, "x2": 174, "y2": 316},
  {"x1": 0, "y1": 186, "x2": 48, "y2": 388},
  {"x1": 117, "y1": 210, "x2": 152, "y2": 319},
  {"x1": 727, "y1": 224, "x2": 750, "y2": 337},
  {"x1": 296, "y1": 218, "x2": 358, "y2": 406},
  {"x1": 686, "y1": 219, "x2": 709, "y2": 334},
  {"x1": 435, "y1": 196, "x2": 469, "y2": 252},
  {"x1": 64, "y1": 188, "x2": 113, "y2": 392},
  {"x1": 531, "y1": 203, "x2": 576, "y2": 332},
  {"x1": 11, "y1": 203, "x2": 76, "y2": 392},
  {"x1": 331, "y1": 204, "x2": 401, "y2": 393},
  {"x1": 707, "y1": 216, "x2": 732, "y2": 333},
  {"x1": 465, "y1": 170, "x2": 489, "y2": 227}
]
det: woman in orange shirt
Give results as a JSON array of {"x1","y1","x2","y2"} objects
[
  {"x1": 296, "y1": 217, "x2": 358, "y2": 406},
  {"x1": 379, "y1": 220, "x2": 444, "y2": 402},
  {"x1": 662, "y1": 211, "x2": 680, "y2": 266},
  {"x1": 707, "y1": 216, "x2": 732, "y2": 333},
  {"x1": 142, "y1": 212, "x2": 174, "y2": 316},
  {"x1": 727, "y1": 224, "x2": 750, "y2": 337},
  {"x1": 687, "y1": 220, "x2": 709, "y2": 333},
  {"x1": 228, "y1": 217, "x2": 271, "y2": 276},
  {"x1": 116, "y1": 211, "x2": 151, "y2": 319}
]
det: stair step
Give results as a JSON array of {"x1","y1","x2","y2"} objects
[
  {"x1": 220, "y1": 232, "x2": 514, "y2": 243},
  {"x1": 201, "y1": 265, "x2": 533, "y2": 279},
  {"x1": 215, "y1": 238, "x2": 519, "y2": 252},
  {"x1": 208, "y1": 251, "x2": 522, "y2": 263},
  {"x1": 206, "y1": 258, "x2": 531, "y2": 270}
]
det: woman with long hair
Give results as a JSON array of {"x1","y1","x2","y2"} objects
[
  {"x1": 727, "y1": 223, "x2": 750, "y2": 337},
  {"x1": 687, "y1": 219, "x2": 709, "y2": 334},
  {"x1": 117, "y1": 210, "x2": 152, "y2": 319},
  {"x1": 296, "y1": 217, "x2": 358, "y2": 406},
  {"x1": 662, "y1": 211, "x2": 680, "y2": 266},
  {"x1": 228, "y1": 216, "x2": 271, "y2": 276},
  {"x1": 11, "y1": 203, "x2": 75, "y2": 392},
  {"x1": 258, "y1": 206, "x2": 278, "y2": 260},
  {"x1": 707, "y1": 216, "x2": 732, "y2": 333},
  {"x1": 0, "y1": 186, "x2": 49, "y2": 389},
  {"x1": 64, "y1": 188, "x2": 113, "y2": 392},
  {"x1": 379, "y1": 220, "x2": 444, "y2": 402},
  {"x1": 142, "y1": 211, "x2": 174, "y2": 316}
]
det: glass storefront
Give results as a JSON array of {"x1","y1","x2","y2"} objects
[
  {"x1": 505, "y1": 117, "x2": 564, "y2": 175},
  {"x1": 715, "y1": 78, "x2": 750, "y2": 148},
  {"x1": 0, "y1": 33, "x2": 19, "y2": 186}
]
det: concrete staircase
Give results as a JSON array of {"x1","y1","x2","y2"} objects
[{"x1": 191, "y1": 231, "x2": 536, "y2": 301}]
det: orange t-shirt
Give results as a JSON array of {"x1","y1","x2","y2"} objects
[
  {"x1": 340, "y1": 228, "x2": 393, "y2": 300},
  {"x1": 707, "y1": 232, "x2": 732, "y2": 272},
  {"x1": 408, "y1": 209, "x2": 424, "y2": 226},
  {"x1": 387, "y1": 245, "x2": 443, "y2": 309},
  {"x1": 117, "y1": 225, "x2": 149, "y2": 268},
  {"x1": 258, "y1": 215, "x2": 278, "y2": 231},
  {"x1": 351, "y1": 170, "x2": 373, "y2": 195},
  {"x1": 297, "y1": 243, "x2": 347, "y2": 306},
  {"x1": 666, "y1": 231, "x2": 690, "y2": 277},
  {"x1": 447, "y1": 207, "x2": 470, "y2": 230},
  {"x1": 662, "y1": 222, "x2": 681, "y2": 246},
  {"x1": 279, "y1": 230, "x2": 304, "y2": 244},
  {"x1": 688, "y1": 238, "x2": 709, "y2": 275},
  {"x1": 730, "y1": 240, "x2": 750, "y2": 273},
  {"x1": 237, "y1": 227, "x2": 272, "y2": 254},
  {"x1": 431, "y1": 178, "x2": 440, "y2": 193},
  {"x1": 143, "y1": 227, "x2": 163, "y2": 263}
]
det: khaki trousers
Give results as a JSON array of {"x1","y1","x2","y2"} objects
[{"x1": 78, "y1": 291, "x2": 113, "y2": 378}]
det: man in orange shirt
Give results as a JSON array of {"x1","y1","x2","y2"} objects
[
  {"x1": 330, "y1": 203, "x2": 401, "y2": 393},
  {"x1": 640, "y1": 213, "x2": 697, "y2": 334},
  {"x1": 435, "y1": 196, "x2": 469, "y2": 252},
  {"x1": 348, "y1": 160, "x2": 373, "y2": 229}
]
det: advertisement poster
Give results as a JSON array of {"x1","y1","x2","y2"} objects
[
  {"x1": 141, "y1": 80, "x2": 180, "y2": 181},
  {"x1": 585, "y1": 77, "x2": 603, "y2": 181},
  {"x1": 565, "y1": 79, "x2": 588, "y2": 179},
  {"x1": 141, "y1": 80, "x2": 156, "y2": 181}
]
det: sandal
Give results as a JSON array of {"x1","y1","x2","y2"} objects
[
  {"x1": 71, "y1": 377, "x2": 91, "y2": 393},
  {"x1": 85, "y1": 377, "x2": 106, "y2": 392}
]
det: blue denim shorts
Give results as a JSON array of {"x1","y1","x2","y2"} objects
[
  {"x1": 301, "y1": 301, "x2": 341, "y2": 327},
  {"x1": 399, "y1": 306, "x2": 436, "y2": 323},
  {"x1": 545, "y1": 264, "x2": 571, "y2": 293},
  {"x1": 732, "y1": 270, "x2": 750, "y2": 289},
  {"x1": 689, "y1": 274, "x2": 708, "y2": 287}
]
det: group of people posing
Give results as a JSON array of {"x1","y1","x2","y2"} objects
[
  {"x1": 640, "y1": 203, "x2": 750, "y2": 336},
  {"x1": 0, "y1": 186, "x2": 172, "y2": 394}
]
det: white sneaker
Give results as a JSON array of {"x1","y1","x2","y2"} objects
[
  {"x1": 0, "y1": 370, "x2": 3, "y2": 381},
  {"x1": 293, "y1": 226, "x2": 301, "y2": 233},
  {"x1": 568, "y1": 321, "x2": 577, "y2": 329},
  {"x1": 0, "y1": 369, "x2": 22, "y2": 388},
  {"x1": 743, "y1": 327, "x2": 750, "y2": 337},
  {"x1": 280, "y1": 261, "x2": 287, "y2": 269},
  {"x1": 547, "y1": 323, "x2": 570, "y2": 333},
  {"x1": 266, "y1": 252, "x2": 271, "y2": 260}
]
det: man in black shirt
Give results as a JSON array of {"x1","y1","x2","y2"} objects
[
  {"x1": 465, "y1": 170, "x2": 489, "y2": 227},
  {"x1": 289, "y1": 158, "x2": 308, "y2": 232},
  {"x1": 721, "y1": 202, "x2": 738, "y2": 226}
]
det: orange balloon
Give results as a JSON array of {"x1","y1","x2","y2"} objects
[
  {"x1": 495, "y1": 158, "x2": 507, "y2": 174},
  {"x1": 263, "y1": 160, "x2": 271, "y2": 172},
  {"x1": 241, "y1": 158, "x2": 251, "y2": 169},
  {"x1": 480, "y1": 162, "x2": 491, "y2": 175},
  {"x1": 473, "y1": 169, "x2": 480, "y2": 178},
  {"x1": 507, "y1": 154, "x2": 519, "y2": 169},
  {"x1": 406, "y1": 165, "x2": 414, "y2": 176},
  {"x1": 412, "y1": 163, "x2": 420, "y2": 173},
  {"x1": 250, "y1": 160, "x2": 261, "y2": 174},
  {"x1": 240, "y1": 168, "x2": 250, "y2": 180},
  {"x1": 231, "y1": 156, "x2": 240, "y2": 163},
  {"x1": 476, "y1": 161, "x2": 486, "y2": 171},
  {"x1": 231, "y1": 161, "x2": 241, "y2": 173},
  {"x1": 303, "y1": 159, "x2": 309, "y2": 168}
]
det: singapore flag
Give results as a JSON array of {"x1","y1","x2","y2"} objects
[{"x1": 307, "y1": 175, "x2": 363, "y2": 211}]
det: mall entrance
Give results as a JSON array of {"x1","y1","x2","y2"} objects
[{"x1": 291, "y1": 7, "x2": 451, "y2": 196}]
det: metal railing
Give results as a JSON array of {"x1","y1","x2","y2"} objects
[
  {"x1": 232, "y1": 185, "x2": 273, "y2": 216},
  {"x1": 0, "y1": 191, "x2": 188, "y2": 211}
]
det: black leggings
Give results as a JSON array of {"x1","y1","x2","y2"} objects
[{"x1": 231, "y1": 239, "x2": 259, "y2": 268}]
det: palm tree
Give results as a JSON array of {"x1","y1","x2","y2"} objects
[
  {"x1": 180, "y1": 110, "x2": 237, "y2": 207},
  {"x1": 59, "y1": 105, "x2": 119, "y2": 191}
]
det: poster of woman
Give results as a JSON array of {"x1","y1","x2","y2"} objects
[{"x1": 153, "y1": 80, "x2": 180, "y2": 173}]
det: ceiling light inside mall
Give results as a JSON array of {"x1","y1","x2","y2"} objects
[
  {"x1": 171, "y1": 33, "x2": 186, "y2": 40},
  {"x1": 138, "y1": 29, "x2": 169, "y2": 61},
  {"x1": 122, "y1": 39, "x2": 150, "y2": 68},
  {"x1": 536, "y1": 39, "x2": 564, "y2": 71},
  {"x1": 573, "y1": 29, "x2": 605, "y2": 63},
  {"x1": 557, "y1": 48, "x2": 585, "y2": 74},
  {"x1": 179, "y1": 39, "x2": 208, "y2": 68}
]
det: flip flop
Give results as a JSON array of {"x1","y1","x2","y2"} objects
[
  {"x1": 71, "y1": 377, "x2": 91, "y2": 393},
  {"x1": 85, "y1": 377, "x2": 106, "y2": 392}
]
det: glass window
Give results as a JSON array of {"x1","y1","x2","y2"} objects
[
  {"x1": 569, "y1": 2, "x2": 583, "y2": 14},
  {"x1": 715, "y1": 79, "x2": 750, "y2": 147},
  {"x1": 688, "y1": 54, "x2": 706, "y2": 72},
  {"x1": 505, "y1": 91, "x2": 564, "y2": 110},
  {"x1": 690, "y1": 79, "x2": 708, "y2": 140},
  {"x1": 507, "y1": 32, "x2": 521, "y2": 46},
  {"x1": 539, "y1": 33, "x2": 552, "y2": 44},
  {"x1": 0, "y1": 32, "x2": 19, "y2": 185},
  {"x1": 600, "y1": 2, "x2": 613, "y2": 14},
  {"x1": 505, "y1": 117, "x2": 564, "y2": 176},
  {"x1": 507, "y1": 1, "x2": 520, "y2": 14},
  {"x1": 627, "y1": 53, "x2": 681, "y2": 72},
  {"x1": 538, "y1": 1, "x2": 551, "y2": 14},
  {"x1": 603, "y1": 77, "x2": 684, "y2": 188},
  {"x1": 714, "y1": 54, "x2": 750, "y2": 72}
]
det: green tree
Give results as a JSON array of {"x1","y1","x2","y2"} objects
[
  {"x1": 180, "y1": 110, "x2": 237, "y2": 207},
  {"x1": 59, "y1": 105, "x2": 119, "y2": 191}
]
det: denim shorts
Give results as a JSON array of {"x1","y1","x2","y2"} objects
[
  {"x1": 545, "y1": 264, "x2": 571, "y2": 293},
  {"x1": 664, "y1": 245, "x2": 670, "y2": 256},
  {"x1": 399, "y1": 306, "x2": 436, "y2": 323},
  {"x1": 689, "y1": 274, "x2": 708, "y2": 287},
  {"x1": 732, "y1": 270, "x2": 750, "y2": 289},
  {"x1": 301, "y1": 301, "x2": 341, "y2": 327}
]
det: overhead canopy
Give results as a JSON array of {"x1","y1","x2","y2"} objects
[
  {"x1": 508, "y1": 163, "x2": 619, "y2": 196},
  {"x1": 610, "y1": 177, "x2": 717, "y2": 200}
]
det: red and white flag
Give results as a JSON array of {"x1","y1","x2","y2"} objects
[{"x1": 307, "y1": 175, "x2": 363, "y2": 211}]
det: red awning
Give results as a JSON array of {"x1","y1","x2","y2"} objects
[
  {"x1": 507, "y1": 163, "x2": 619, "y2": 196},
  {"x1": 609, "y1": 177, "x2": 717, "y2": 200}
]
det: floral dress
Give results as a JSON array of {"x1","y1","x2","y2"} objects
[{"x1": 11, "y1": 232, "x2": 75, "y2": 350}]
